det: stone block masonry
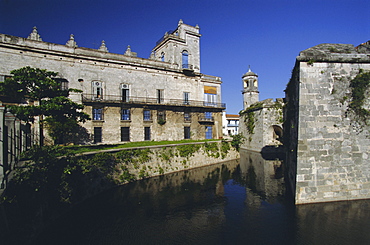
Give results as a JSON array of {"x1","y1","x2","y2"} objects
[
  {"x1": 239, "y1": 98, "x2": 284, "y2": 152},
  {"x1": 79, "y1": 140, "x2": 240, "y2": 183},
  {"x1": 285, "y1": 41, "x2": 370, "y2": 204},
  {"x1": 0, "y1": 21, "x2": 225, "y2": 145}
]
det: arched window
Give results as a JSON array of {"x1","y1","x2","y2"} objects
[
  {"x1": 182, "y1": 50, "x2": 189, "y2": 69},
  {"x1": 161, "y1": 53, "x2": 165, "y2": 62}
]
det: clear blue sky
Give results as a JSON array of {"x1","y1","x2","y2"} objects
[{"x1": 1, "y1": 0, "x2": 369, "y2": 114}]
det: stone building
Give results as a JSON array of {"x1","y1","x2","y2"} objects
[
  {"x1": 285, "y1": 41, "x2": 370, "y2": 204},
  {"x1": 222, "y1": 112, "x2": 240, "y2": 136},
  {"x1": 0, "y1": 20, "x2": 225, "y2": 144},
  {"x1": 239, "y1": 68, "x2": 284, "y2": 152}
]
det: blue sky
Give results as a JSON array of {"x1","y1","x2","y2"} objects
[{"x1": 1, "y1": 0, "x2": 369, "y2": 114}]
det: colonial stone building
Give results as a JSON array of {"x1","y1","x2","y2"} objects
[
  {"x1": 222, "y1": 112, "x2": 240, "y2": 136},
  {"x1": 285, "y1": 41, "x2": 370, "y2": 204},
  {"x1": 239, "y1": 68, "x2": 284, "y2": 152},
  {"x1": 0, "y1": 20, "x2": 225, "y2": 144}
]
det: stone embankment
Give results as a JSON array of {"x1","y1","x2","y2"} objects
[
  {"x1": 81, "y1": 140, "x2": 240, "y2": 183},
  {"x1": 0, "y1": 140, "x2": 239, "y2": 244}
]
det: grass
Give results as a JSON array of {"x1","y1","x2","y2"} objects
[{"x1": 61, "y1": 139, "x2": 220, "y2": 155}]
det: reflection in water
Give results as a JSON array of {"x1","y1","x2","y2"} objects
[{"x1": 31, "y1": 150, "x2": 370, "y2": 245}]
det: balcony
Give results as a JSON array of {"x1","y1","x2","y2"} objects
[
  {"x1": 198, "y1": 116, "x2": 214, "y2": 123},
  {"x1": 82, "y1": 94, "x2": 226, "y2": 109},
  {"x1": 182, "y1": 64, "x2": 195, "y2": 76},
  {"x1": 182, "y1": 64, "x2": 193, "y2": 70}
]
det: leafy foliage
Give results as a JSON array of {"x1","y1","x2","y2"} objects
[
  {"x1": 0, "y1": 66, "x2": 90, "y2": 144},
  {"x1": 203, "y1": 142, "x2": 220, "y2": 158},
  {"x1": 349, "y1": 71, "x2": 370, "y2": 124},
  {"x1": 0, "y1": 66, "x2": 61, "y2": 102},
  {"x1": 230, "y1": 134, "x2": 245, "y2": 151},
  {"x1": 42, "y1": 96, "x2": 90, "y2": 144},
  {"x1": 4, "y1": 146, "x2": 117, "y2": 204},
  {"x1": 157, "y1": 118, "x2": 166, "y2": 125},
  {"x1": 176, "y1": 144, "x2": 201, "y2": 158},
  {"x1": 244, "y1": 111, "x2": 255, "y2": 140},
  {"x1": 220, "y1": 140, "x2": 230, "y2": 158}
]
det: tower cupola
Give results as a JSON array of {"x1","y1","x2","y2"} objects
[{"x1": 242, "y1": 66, "x2": 259, "y2": 109}]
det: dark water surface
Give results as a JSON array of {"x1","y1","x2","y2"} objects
[{"x1": 31, "y1": 150, "x2": 370, "y2": 245}]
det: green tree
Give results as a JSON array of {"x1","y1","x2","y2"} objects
[
  {"x1": 42, "y1": 96, "x2": 90, "y2": 144},
  {"x1": 0, "y1": 66, "x2": 90, "y2": 145}
]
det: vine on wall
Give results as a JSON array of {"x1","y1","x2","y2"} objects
[
  {"x1": 240, "y1": 102, "x2": 263, "y2": 141},
  {"x1": 349, "y1": 70, "x2": 370, "y2": 125},
  {"x1": 244, "y1": 111, "x2": 255, "y2": 141}
]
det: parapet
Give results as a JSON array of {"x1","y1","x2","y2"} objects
[{"x1": 297, "y1": 41, "x2": 370, "y2": 63}]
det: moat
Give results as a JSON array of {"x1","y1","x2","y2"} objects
[{"x1": 27, "y1": 149, "x2": 370, "y2": 245}]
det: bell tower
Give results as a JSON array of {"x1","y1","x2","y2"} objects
[{"x1": 242, "y1": 67, "x2": 259, "y2": 109}]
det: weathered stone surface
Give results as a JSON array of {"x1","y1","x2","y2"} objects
[
  {"x1": 0, "y1": 22, "x2": 224, "y2": 144},
  {"x1": 285, "y1": 41, "x2": 370, "y2": 204},
  {"x1": 239, "y1": 98, "x2": 284, "y2": 152}
]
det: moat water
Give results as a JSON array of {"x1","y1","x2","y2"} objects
[{"x1": 31, "y1": 150, "x2": 370, "y2": 245}]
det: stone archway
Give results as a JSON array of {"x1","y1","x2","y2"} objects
[{"x1": 268, "y1": 125, "x2": 283, "y2": 144}]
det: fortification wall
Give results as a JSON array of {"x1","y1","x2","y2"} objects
[
  {"x1": 286, "y1": 42, "x2": 370, "y2": 204},
  {"x1": 80, "y1": 140, "x2": 240, "y2": 182},
  {"x1": 239, "y1": 99, "x2": 283, "y2": 152}
]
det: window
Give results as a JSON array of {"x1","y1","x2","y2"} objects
[
  {"x1": 0, "y1": 75, "x2": 12, "y2": 85},
  {"x1": 93, "y1": 108, "x2": 103, "y2": 120},
  {"x1": 205, "y1": 112, "x2": 212, "y2": 119},
  {"x1": 183, "y1": 92, "x2": 189, "y2": 105},
  {"x1": 144, "y1": 127, "x2": 151, "y2": 141},
  {"x1": 54, "y1": 78, "x2": 69, "y2": 90},
  {"x1": 0, "y1": 75, "x2": 11, "y2": 82},
  {"x1": 204, "y1": 93, "x2": 217, "y2": 106},
  {"x1": 157, "y1": 110, "x2": 166, "y2": 122},
  {"x1": 143, "y1": 110, "x2": 151, "y2": 121},
  {"x1": 92, "y1": 81, "x2": 103, "y2": 100},
  {"x1": 205, "y1": 126, "x2": 213, "y2": 139},
  {"x1": 161, "y1": 53, "x2": 165, "y2": 62},
  {"x1": 121, "y1": 127, "x2": 130, "y2": 141},
  {"x1": 184, "y1": 127, "x2": 191, "y2": 139},
  {"x1": 94, "y1": 127, "x2": 102, "y2": 143},
  {"x1": 204, "y1": 86, "x2": 217, "y2": 106},
  {"x1": 182, "y1": 50, "x2": 189, "y2": 69},
  {"x1": 184, "y1": 112, "x2": 191, "y2": 122},
  {"x1": 157, "y1": 89, "x2": 164, "y2": 103},
  {"x1": 121, "y1": 84, "x2": 129, "y2": 102},
  {"x1": 121, "y1": 108, "x2": 130, "y2": 121}
]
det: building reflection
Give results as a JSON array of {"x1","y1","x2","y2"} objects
[
  {"x1": 28, "y1": 153, "x2": 370, "y2": 245},
  {"x1": 239, "y1": 149, "x2": 285, "y2": 207}
]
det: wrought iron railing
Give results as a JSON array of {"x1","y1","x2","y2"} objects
[
  {"x1": 82, "y1": 94, "x2": 226, "y2": 109},
  {"x1": 155, "y1": 30, "x2": 176, "y2": 46},
  {"x1": 182, "y1": 64, "x2": 193, "y2": 70},
  {"x1": 198, "y1": 117, "x2": 214, "y2": 122}
]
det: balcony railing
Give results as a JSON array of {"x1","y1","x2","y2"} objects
[
  {"x1": 198, "y1": 117, "x2": 214, "y2": 122},
  {"x1": 182, "y1": 64, "x2": 193, "y2": 70},
  {"x1": 82, "y1": 94, "x2": 226, "y2": 109}
]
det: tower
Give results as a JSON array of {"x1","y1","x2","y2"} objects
[
  {"x1": 152, "y1": 19, "x2": 201, "y2": 73},
  {"x1": 242, "y1": 67, "x2": 259, "y2": 109}
]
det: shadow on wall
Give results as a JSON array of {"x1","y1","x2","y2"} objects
[{"x1": 261, "y1": 145, "x2": 285, "y2": 161}]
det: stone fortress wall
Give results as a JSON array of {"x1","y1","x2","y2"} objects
[
  {"x1": 239, "y1": 68, "x2": 284, "y2": 153},
  {"x1": 285, "y1": 41, "x2": 370, "y2": 204}
]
